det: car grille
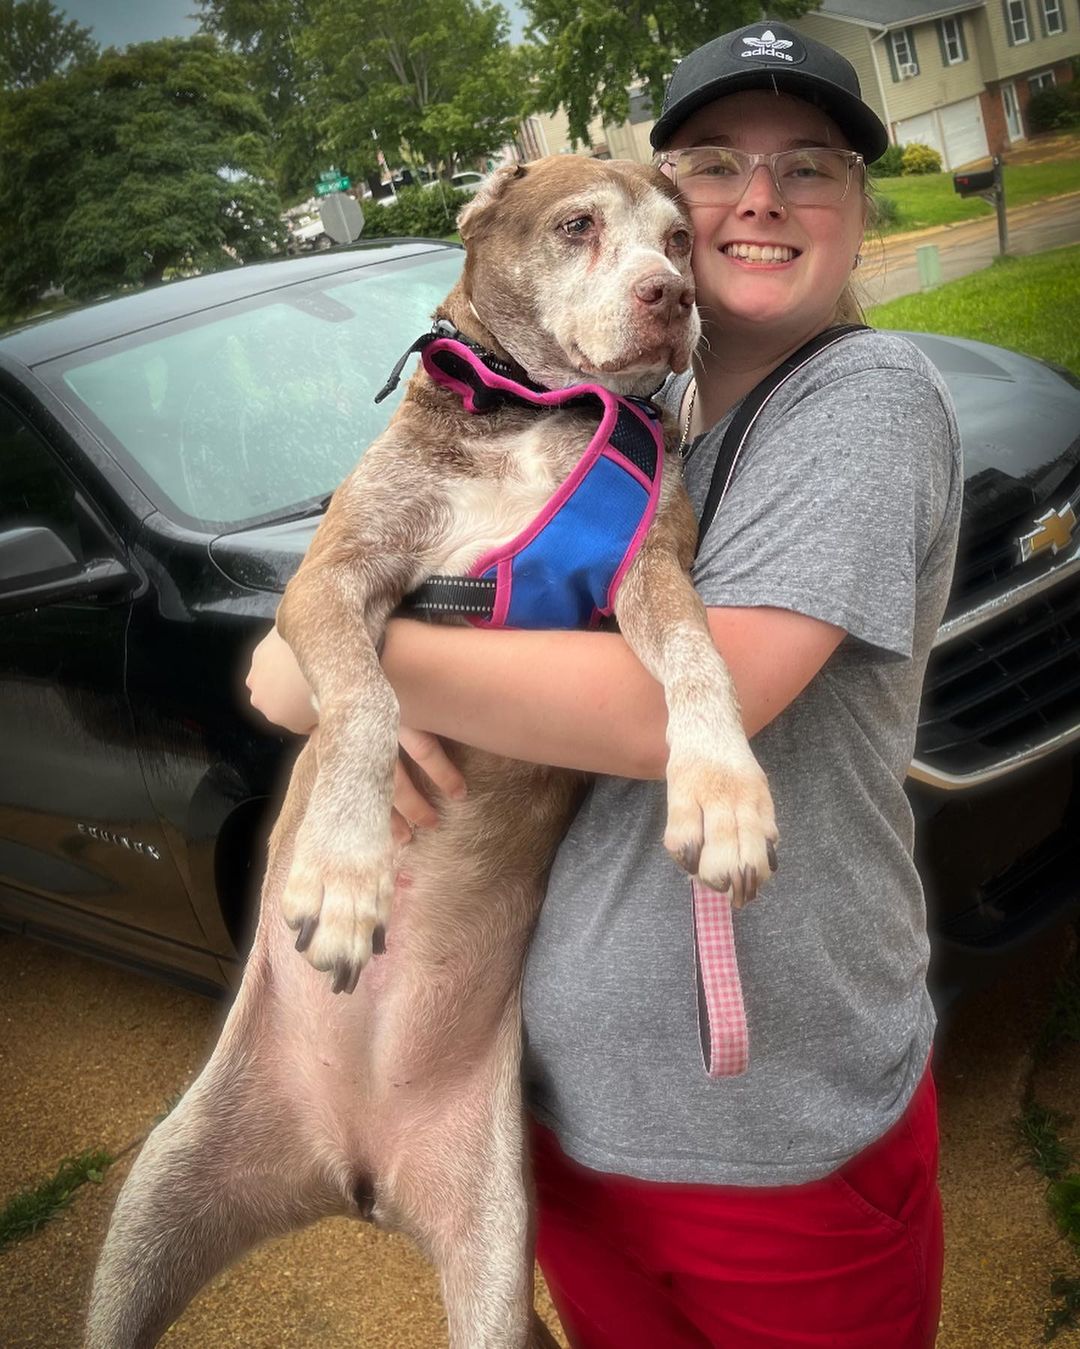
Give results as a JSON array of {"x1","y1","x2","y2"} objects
[
  {"x1": 948, "y1": 443, "x2": 1080, "y2": 610},
  {"x1": 916, "y1": 570, "x2": 1080, "y2": 779}
]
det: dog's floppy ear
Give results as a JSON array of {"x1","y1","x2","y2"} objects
[{"x1": 458, "y1": 163, "x2": 529, "y2": 244}]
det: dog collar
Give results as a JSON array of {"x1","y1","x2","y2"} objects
[
  {"x1": 373, "y1": 320, "x2": 544, "y2": 405},
  {"x1": 398, "y1": 336, "x2": 665, "y2": 630}
]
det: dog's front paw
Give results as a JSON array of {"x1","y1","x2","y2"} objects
[
  {"x1": 664, "y1": 746, "x2": 778, "y2": 907},
  {"x1": 280, "y1": 833, "x2": 396, "y2": 994}
]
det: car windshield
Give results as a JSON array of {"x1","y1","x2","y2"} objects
[{"x1": 57, "y1": 251, "x2": 465, "y2": 528}]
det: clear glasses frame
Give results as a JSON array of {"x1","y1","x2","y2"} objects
[{"x1": 653, "y1": 146, "x2": 865, "y2": 207}]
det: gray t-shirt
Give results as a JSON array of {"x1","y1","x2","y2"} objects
[{"x1": 522, "y1": 329, "x2": 963, "y2": 1185}]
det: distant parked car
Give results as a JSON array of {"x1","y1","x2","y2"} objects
[
  {"x1": 0, "y1": 240, "x2": 1078, "y2": 1005},
  {"x1": 449, "y1": 171, "x2": 485, "y2": 195}
]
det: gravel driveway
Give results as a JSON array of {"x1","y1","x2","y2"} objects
[{"x1": 1, "y1": 927, "x2": 1078, "y2": 1348}]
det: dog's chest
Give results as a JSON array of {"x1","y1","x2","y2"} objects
[{"x1": 432, "y1": 412, "x2": 589, "y2": 575}]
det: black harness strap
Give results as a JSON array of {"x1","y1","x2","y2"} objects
[
  {"x1": 373, "y1": 319, "x2": 543, "y2": 405},
  {"x1": 695, "y1": 324, "x2": 869, "y2": 555},
  {"x1": 401, "y1": 575, "x2": 498, "y2": 618}
]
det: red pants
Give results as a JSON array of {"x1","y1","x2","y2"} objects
[{"x1": 532, "y1": 1068, "x2": 942, "y2": 1348}]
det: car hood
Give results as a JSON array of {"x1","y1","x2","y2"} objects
[{"x1": 899, "y1": 331, "x2": 1080, "y2": 483}]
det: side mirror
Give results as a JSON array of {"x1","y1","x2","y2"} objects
[{"x1": 0, "y1": 525, "x2": 139, "y2": 614}]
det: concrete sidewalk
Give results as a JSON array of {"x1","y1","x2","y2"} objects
[{"x1": 859, "y1": 191, "x2": 1080, "y2": 306}]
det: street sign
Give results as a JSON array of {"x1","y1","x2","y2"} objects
[
  {"x1": 315, "y1": 176, "x2": 351, "y2": 196},
  {"x1": 318, "y1": 192, "x2": 364, "y2": 244}
]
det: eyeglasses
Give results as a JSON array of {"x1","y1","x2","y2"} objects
[{"x1": 653, "y1": 146, "x2": 864, "y2": 207}]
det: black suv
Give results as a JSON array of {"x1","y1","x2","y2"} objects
[{"x1": 1, "y1": 240, "x2": 1078, "y2": 1004}]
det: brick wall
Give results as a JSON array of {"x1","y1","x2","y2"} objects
[{"x1": 980, "y1": 57, "x2": 1075, "y2": 151}]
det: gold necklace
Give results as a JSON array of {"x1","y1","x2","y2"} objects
[{"x1": 678, "y1": 379, "x2": 697, "y2": 456}]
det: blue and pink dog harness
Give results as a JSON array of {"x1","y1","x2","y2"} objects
[{"x1": 382, "y1": 325, "x2": 665, "y2": 630}]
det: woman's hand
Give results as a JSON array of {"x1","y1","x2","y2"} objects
[
  {"x1": 392, "y1": 727, "x2": 467, "y2": 845},
  {"x1": 246, "y1": 626, "x2": 318, "y2": 734}
]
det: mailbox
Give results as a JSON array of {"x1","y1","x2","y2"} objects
[{"x1": 953, "y1": 168, "x2": 997, "y2": 196}]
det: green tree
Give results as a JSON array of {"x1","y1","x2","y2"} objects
[
  {"x1": 0, "y1": 36, "x2": 284, "y2": 313},
  {"x1": 302, "y1": 0, "x2": 531, "y2": 180},
  {"x1": 0, "y1": 0, "x2": 97, "y2": 90},
  {"x1": 197, "y1": 0, "x2": 320, "y2": 198},
  {"x1": 522, "y1": 0, "x2": 815, "y2": 145}
]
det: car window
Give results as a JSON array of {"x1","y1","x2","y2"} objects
[
  {"x1": 0, "y1": 400, "x2": 111, "y2": 569},
  {"x1": 57, "y1": 251, "x2": 464, "y2": 528}
]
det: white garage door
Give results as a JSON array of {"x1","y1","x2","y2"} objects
[
  {"x1": 895, "y1": 110, "x2": 944, "y2": 161},
  {"x1": 896, "y1": 99, "x2": 989, "y2": 170},
  {"x1": 939, "y1": 97, "x2": 989, "y2": 169}
]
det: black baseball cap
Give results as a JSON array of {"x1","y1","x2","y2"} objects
[{"x1": 650, "y1": 21, "x2": 889, "y2": 164}]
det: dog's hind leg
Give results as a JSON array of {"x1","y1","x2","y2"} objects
[
  {"x1": 382, "y1": 1006, "x2": 540, "y2": 1349},
  {"x1": 87, "y1": 741, "x2": 353, "y2": 1348},
  {"x1": 85, "y1": 1046, "x2": 349, "y2": 1348}
]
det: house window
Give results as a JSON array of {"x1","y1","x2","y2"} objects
[
  {"x1": 939, "y1": 15, "x2": 967, "y2": 63},
  {"x1": 890, "y1": 28, "x2": 920, "y2": 78},
  {"x1": 1029, "y1": 70, "x2": 1056, "y2": 92},
  {"x1": 1042, "y1": 0, "x2": 1065, "y2": 33},
  {"x1": 1005, "y1": 0, "x2": 1031, "y2": 43}
]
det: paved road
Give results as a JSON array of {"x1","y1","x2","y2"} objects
[
  {"x1": 2, "y1": 926, "x2": 1079, "y2": 1348},
  {"x1": 860, "y1": 192, "x2": 1080, "y2": 306}
]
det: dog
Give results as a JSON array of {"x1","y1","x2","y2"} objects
[{"x1": 87, "y1": 156, "x2": 777, "y2": 1349}]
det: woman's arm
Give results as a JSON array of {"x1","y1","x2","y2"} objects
[
  {"x1": 246, "y1": 609, "x2": 843, "y2": 780},
  {"x1": 383, "y1": 608, "x2": 844, "y2": 779}
]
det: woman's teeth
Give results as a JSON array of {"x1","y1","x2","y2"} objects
[{"x1": 723, "y1": 244, "x2": 796, "y2": 263}]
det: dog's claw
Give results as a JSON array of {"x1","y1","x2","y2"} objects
[
  {"x1": 674, "y1": 840, "x2": 702, "y2": 875},
  {"x1": 372, "y1": 924, "x2": 386, "y2": 956},
  {"x1": 331, "y1": 957, "x2": 362, "y2": 995},
  {"x1": 294, "y1": 916, "x2": 318, "y2": 953},
  {"x1": 767, "y1": 840, "x2": 779, "y2": 873}
]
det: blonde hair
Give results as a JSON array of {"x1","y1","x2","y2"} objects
[{"x1": 835, "y1": 178, "x2": 878, "y2": 326}]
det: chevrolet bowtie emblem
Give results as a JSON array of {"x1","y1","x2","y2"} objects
[{"x1": 1017, "y1": 500, "x2": 1078, "y2": 563}]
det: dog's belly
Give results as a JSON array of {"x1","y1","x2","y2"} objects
[{"x1": 260, "y1": 748, "x2": 583, "y2": 1167}]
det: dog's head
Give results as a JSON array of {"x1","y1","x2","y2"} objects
[{"x1": 454, "y1": 157, "x2": 698, "y2": 397}]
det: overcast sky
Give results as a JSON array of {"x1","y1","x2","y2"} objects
[{"x1": 60, "y1": 0, "x2": 527, "y2": 48}]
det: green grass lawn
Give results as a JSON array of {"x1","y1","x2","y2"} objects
[
  {"x1": 869, "y1": 243, "x2": 1080, "y2": 375},
  {"x1": 870, "y1": 157, "x2": 1080, "y2": 235}
]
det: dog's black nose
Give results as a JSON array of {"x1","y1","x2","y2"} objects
[{"x1": 633, "y1": 272, "x2": 695, "y2": 317}]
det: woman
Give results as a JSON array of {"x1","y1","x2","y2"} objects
[{"x1": 248, "y1": 21, "x2": 962, "y2": 1347}]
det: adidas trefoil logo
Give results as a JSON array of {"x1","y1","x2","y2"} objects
[{"x1": 742, "y1": 29, "x2": 795, "y2": 61}]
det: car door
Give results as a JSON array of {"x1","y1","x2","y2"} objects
[{"x1": 0, "y1": 396, "x2": 212, "y2": 952}]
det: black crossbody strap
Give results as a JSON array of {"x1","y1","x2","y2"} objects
[{"x1": 695, "y1": 324, "x2": 869, "y2": 555}]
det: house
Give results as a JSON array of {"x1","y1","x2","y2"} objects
[
  {"x1": 790, "y1": 0, "x2": 1078, "y2": 167},
  {"x1": 518, "y1": 1, "x2": 1078, "y2": 170}
]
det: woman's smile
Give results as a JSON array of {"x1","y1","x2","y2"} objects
[{"x1": 720, "y1": 242, "x2": 800, "y2": 265}]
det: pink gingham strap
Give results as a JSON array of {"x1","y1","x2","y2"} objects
[{"x1": 690, "y1": 879, "x2": 749, "y2": 1077}]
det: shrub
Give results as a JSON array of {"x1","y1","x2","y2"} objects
[
  {"x1": 901, "y1": 143, "x2": 943, "y2": 175},
  {"x1": 871, "y1": 143, "x2": 905, "y2": 178},
  {"x1": 360, "y1": 184, "x2": 471, "y2": 240},
  {"x1": 1027, "y1": 87, "x2": 1080, "y2": 133}
]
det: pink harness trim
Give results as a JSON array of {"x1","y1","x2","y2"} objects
[
  {"x1": 690, "y1": 879, "x2": 749, "y2": 1077},
  {"x1": 421, "y1": 338, "x2": 665, "y2": 630}
]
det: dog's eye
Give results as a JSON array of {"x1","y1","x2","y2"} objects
[
  {"x1": 561, "y1": 215, "x2": 593, "y2": 237},
  {"x1": 669, "y1": 229, "x2": 692, "y2": 252}
]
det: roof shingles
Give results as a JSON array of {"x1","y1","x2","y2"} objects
[{"x1": 816, "y1": 0, "x2": 984, "y2": 29}]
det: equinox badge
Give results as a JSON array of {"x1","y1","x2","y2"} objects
[{"x1": 1017, "y1": 499, "x2": 1078, "y2": 564}]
